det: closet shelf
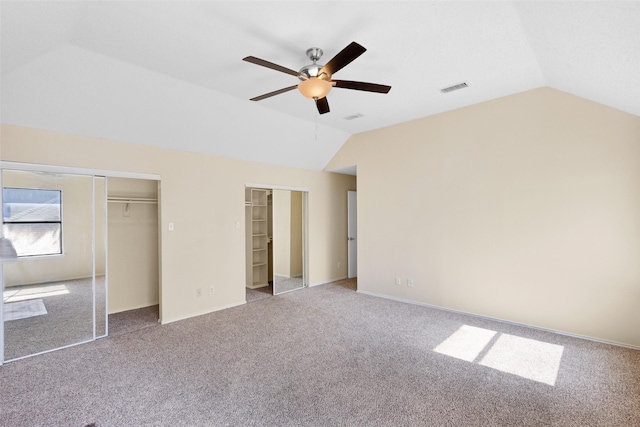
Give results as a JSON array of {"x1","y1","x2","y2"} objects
[
  {"x1": 247, "y1": 188, "x2": 269, "y2": 289},
  {"x1": 108, "y1": 197, "x2": 157, "y2": 204}
]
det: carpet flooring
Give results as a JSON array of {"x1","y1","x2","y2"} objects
[
  {"x1": 1, "y1": 278, "x2": 639, "y2": 426},
  {"x1": 108, "y1": 305, "x2": 159, "y2": 337},
  {"x1": 246, "y1": 284, "x2": 273, "y2": 303}
]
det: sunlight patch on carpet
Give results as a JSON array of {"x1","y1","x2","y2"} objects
[
  {"x1": 4, "y1": 298, "x2": 47, "y2": 321},
  {"x1": 433, "y1": 325, "x2": 497, "y2": 362},
  {"x1": 3, "y1": 284, "x2": 69, "y2": 303},
  {"x1": 480, "y1": 334, "x2": 564, "y2": 386},
  {"x1": 434, "y1": 324, "x2": 564, "y2": 386}
]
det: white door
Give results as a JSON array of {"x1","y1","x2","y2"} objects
[{"x1": 347, "y1": 190, "x2": 357, "y2": 278}]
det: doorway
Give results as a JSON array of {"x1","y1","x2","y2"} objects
[{"x1": 106, "y1": 177, "x2": 160, "y2": 335}]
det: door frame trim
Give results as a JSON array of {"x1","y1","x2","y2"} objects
[{"x1": 0, "y1": 161, "x2": 161, "y2": 181}]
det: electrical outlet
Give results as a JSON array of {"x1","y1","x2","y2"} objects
[
  {"x1": 196, "y1": 288, "x2": 202, "y2": 297},
  {"x1": 395, "y1": 277, "x2": 401, "y2": 285},
  {"x1": 209, "y1": 286, "x2": 215, "y2": 295},
  {"x1": 407, "y1": 279, "x2": 414, "y2": 287}
]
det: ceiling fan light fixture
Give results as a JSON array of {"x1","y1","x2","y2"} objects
[{"x1": 298, "y1": 77, "x2": 333, "y2": 99}]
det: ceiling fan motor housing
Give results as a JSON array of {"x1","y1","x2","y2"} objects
[{"x1": 299, "y1": 47, "x2": 329, "y2": 81}]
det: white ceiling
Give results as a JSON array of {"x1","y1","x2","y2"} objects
[{"x1": 2, "y1": 1, "x2": 639, "y2": 172}]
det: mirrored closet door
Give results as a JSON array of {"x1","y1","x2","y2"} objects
[
  {"x1": 1, "y1": 169, "x2": 107, "y2": 361},
  {"x1": 272, "y1": 190, "x2": 305, "y2": 295}
]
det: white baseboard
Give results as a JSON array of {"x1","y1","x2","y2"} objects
[
  {"x1": 160, "y1": 300, "x2": 245, "y2": 325},
  {"x1": 309, "y1": 276, "x2": 348, "y2": 287},
  {"x1": 274, "y1": 274, "x2": 303, "y2": 279},
  {"x1": 357, "y1": 290, "x2": 640, "y2": 351},
  {"x1": 109, "y1": 300, "x2": 159, "y2": 315}
]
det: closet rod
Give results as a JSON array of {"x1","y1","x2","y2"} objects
[{"x1": 107, "y1": 197, "x2": 157, "y2": 204}]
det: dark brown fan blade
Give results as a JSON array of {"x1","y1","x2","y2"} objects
[
  {"x1": 243, "y1": 56, "x2": 301, "y2": 77},
  {"x1": 315, "y1": 96, "x2": 330, "y2": 114},
  {"x1": 320, "y1": 42, "x2": 366, "y2": 77},
  {"x1": 250, "y1": 85, "x2": 298, "y2": 101},
  {"x1": 332, "y1": 80, "x2": 391, "y2": 93}
]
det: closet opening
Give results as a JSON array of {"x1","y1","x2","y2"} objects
[
  {"x1": 106, "y1": 177, "x2": 160, "y2": 336},
  {"x1": 245, "y1": 186, "x2": 308, "y2": 302}
]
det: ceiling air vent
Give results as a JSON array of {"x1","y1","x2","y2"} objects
[
  {"x1": 344, "y1": 113, "x2": 364, "y2": 120},
  {"x1": 441, "y1": 82, "x2": 468, "y2": 94}
]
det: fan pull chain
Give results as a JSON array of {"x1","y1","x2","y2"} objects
[{"x1": 315, "y1": 109, "x2": 318, "y2": 142}]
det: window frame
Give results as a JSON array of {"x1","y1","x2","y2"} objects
[{"x1": 2, "y1": 187, "x2": 63, "y2": 258}]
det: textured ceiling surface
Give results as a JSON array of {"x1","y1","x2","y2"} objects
[{"x1": 2, "y1": 1, "x2": 639, "y2": 171}]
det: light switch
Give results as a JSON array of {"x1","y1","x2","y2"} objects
[{"x1": 168, "y1": 222, "x2": 174, "y2": 231}]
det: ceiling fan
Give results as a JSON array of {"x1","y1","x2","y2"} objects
[{"x1": 243, "y1": 41, "x2": 391, "y2": 114}]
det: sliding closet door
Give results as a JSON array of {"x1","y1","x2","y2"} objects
[
  {"x1": 2, "y1": 170, "x2": 104, "y2": 361},
  {"x1": 272, "y1": 190, "x2": 305, "y2": 295}
]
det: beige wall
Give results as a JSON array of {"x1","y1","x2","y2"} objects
[
  {"x1": 1, "y1": 124, "x2": 355, "y2": 323},
  {"x1": 107, "y1": 177, "x2": 159, "y2": 314},
  {"x1": 3, "y1": 170, "x2": 106, "y2": 286},
  {"x1": 326, "y1": 87, "x2": 640, "y2": 348}
]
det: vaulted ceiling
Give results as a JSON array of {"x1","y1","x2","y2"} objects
[{"x1": 2, "y1": 1, "x2": 639, "y2": 172}]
